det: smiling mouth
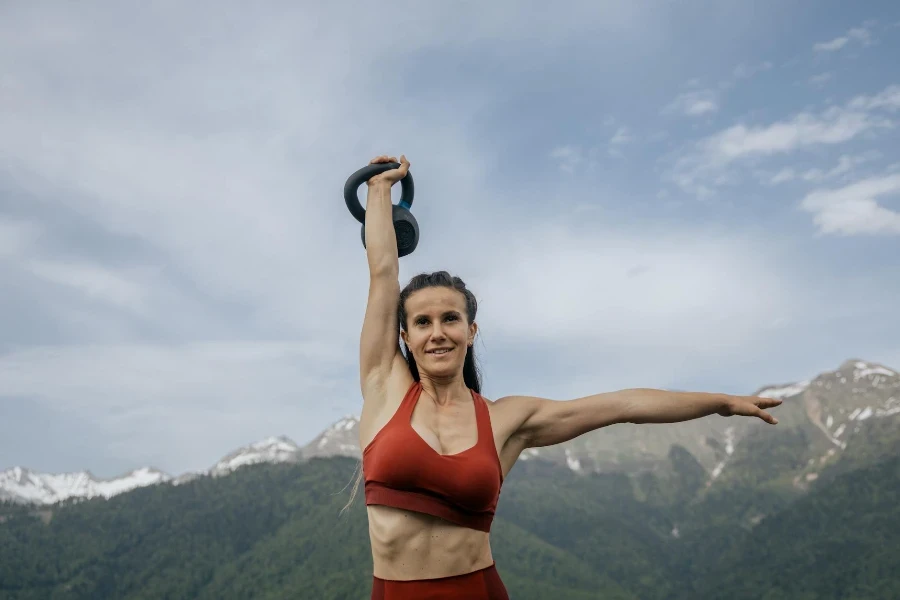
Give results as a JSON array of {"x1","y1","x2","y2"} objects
[{"x1": 427, "y1": 348, "x2": 453, "y2": 355}]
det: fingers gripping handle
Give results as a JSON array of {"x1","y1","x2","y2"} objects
[{"x1": 343, "y1": 162, "x2": 415, "y2": 223}]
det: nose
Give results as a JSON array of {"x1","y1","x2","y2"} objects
[{"x1": 429, "y1": 323, "x2": 447, "y2": 340}]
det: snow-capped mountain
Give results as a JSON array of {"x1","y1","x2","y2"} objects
[
  {"x1": 299, "y1": 416, "x2": 362, "y2": 460},
  {"x1": 209, "y1": 436, "x2": 301, "y2": 478},
  {"x1": 1, "y1": 437, "x2": 303, "y2": 506},
  {"x1": 0, "y1": 467, "x2": 169, "y2": 505},
  {"x1": 753, "y1": 358, "x2": 898, "y2": 444},
  {"x1": 707, "y1": 358, "x2": 899, "y2": 485},
  {"x1": 795, "y1": 359, "x2": 899, "y2": 443}
]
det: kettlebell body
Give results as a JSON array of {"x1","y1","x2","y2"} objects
[{"x1": 343, "y1": 162, "x2": 419, "y2": 257}]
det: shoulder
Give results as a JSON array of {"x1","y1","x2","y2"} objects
[
  {"x1": 481, "y1": 393, "x2": 542, "y2": 440},
  {"x1": 485, "y1": 393, "x2": 542, "y2": 415},
  {"x1": 358, "y1": 363, "x2": 417, "y2": 447},
  {"x1": 479, "y1": 393, "x2": 547, "y2": 469}
]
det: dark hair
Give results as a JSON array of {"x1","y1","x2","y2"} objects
[
  {"x1": 398, "y1": 271, "x2": 482, "y2": 394},
  {"x1": 339, "y1": 271, "x2": 482, "y2": 516}
]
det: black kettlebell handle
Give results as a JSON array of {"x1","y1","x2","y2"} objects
[{"x1": 343, "y1": 162, "x2": 415, "y2": 224}]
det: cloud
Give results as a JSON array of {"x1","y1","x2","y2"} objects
[
  {"x1": 808, "y1": 72, "x2": 834, "y2": 87},
  {"x1": 0, "y1": 217, "x2": 41, "y2": 259},
  {"x1": 550, "y1": 145, "x2": 602, "y2": 174},
  {"x1": 813, "y1": 24, "x2": 874, "y2": 52},
  {"x1": 703, "y1": 110, "x2": 877, "y2": 161},
  {"x1": 668, "y1": 84, "x2": 898, "y2": 197},
  {"x1": 662, "y1": 89, "x2": 719, "y2": 117},
  {"x1": 475, "y1": 223, "x2": 792, "y2": 349},
  {"x1": 731, "y1": 61, "x2": 773, "y2": 82},
  {"x1": 770, "y1": 168, "x2": 796, "y2": 185},
  {"x1": 607, "y1": 126, "x2": 635, "y2": 158},
  {"x1": 665, "y1": 61, "x2": 771, "y2": 118},
  {"x1": 24, "y1": 259, "x2": 151, "y2": 315},
  {"x1": 610, "y1": 127, "x2": 633, "y2": 145},
  {"x1": 802, "y1": 153, "x2": 880, "y2": 183},
  {"x1": 550, "y1": 131, "x2": 631, "y2": 171},
  {"x1": 767, "y1": 153, "x2": 880, "y2": 186},
  {"x1": 849, "y1": 85, "x2": 900, "y2": 111},
  {"x1": 815, "y1": 37, "x2": 849, "y2": 52},
  {"x1": 800, "y1": 174, "x2": 900, "y2": 236}
]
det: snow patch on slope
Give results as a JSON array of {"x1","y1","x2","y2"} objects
[
  {"x1": 758, "y1": 380, "x2": 810, "y2": 399},
  {"x1": 853, "y1": 361, "x2": 896, "y2": 380},
  {"x1": 565, "y1": 448, "x2": 582, "y2": 472}
]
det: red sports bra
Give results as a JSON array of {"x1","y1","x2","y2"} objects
[{"x1": 362, "y1": 380, "x2": 504, "y2": 532}]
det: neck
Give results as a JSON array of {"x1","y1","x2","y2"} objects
[{"x1": 419, "y1": 374, "x2": 469, "y2": 407}]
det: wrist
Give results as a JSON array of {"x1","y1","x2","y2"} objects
[{"x1": 716, "y1": 394, "x2": 734, "y2": 416}]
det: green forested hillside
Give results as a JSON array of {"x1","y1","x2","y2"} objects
[
  {"x1": 674, "y1": 453, "x2": 900, "y2": 600},
  {"x1": 1, "y1": 439, "x2": 898, "y2": 600}
]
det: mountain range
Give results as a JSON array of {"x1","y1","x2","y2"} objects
[{"x1": 2, "y1": 357, "x2": 897, "y2": 506}]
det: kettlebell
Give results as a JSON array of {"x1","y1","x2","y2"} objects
[{"x1": 343, "y1": 162, "x2": 419, "y2": 257}]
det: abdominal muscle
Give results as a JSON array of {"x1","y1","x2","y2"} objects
[{"x1": 367, "y1": 504, "x2": 494, "y2": 580}]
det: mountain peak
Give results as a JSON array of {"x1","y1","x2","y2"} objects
[
  {"x1": 836, "y1": 359, "x2": 897, "y2": 381},
  {"x1": 754, "y1": 358, "x2": 896, "y2": 400},
  {"x1": 299, "y1": 414, "x2": 361, "y2": 460},
  {"x1": 208, "y1": 435, "x2": 301, "y2": 478}
]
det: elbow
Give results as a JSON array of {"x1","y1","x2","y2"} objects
[
  {"x1": 612, "y1": 392, "x2": 644, "y2": 425},
  {"x1": 369, "y1": 260, "x2": 398, "y2": 280}
]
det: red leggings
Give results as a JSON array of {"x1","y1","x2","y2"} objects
[{"x1": 371, "y1": 562, "x2": 509, "y2": 600}]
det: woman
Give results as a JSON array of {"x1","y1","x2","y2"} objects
[{"x1": 353, "y1": 154, "x2": 782, "y2": 599}]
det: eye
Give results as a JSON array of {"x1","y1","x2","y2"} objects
[{"x1": 445, "y1": 315, "x2": 458, "y2": 322}]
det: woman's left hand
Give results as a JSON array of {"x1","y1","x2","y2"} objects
[{"x1": 717, "y1": 395, "x2": 783, "y2": 424}]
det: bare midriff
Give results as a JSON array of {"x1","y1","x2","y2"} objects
[{"x1": 367, "y1": 504, "x2": 494, "y2": 580}]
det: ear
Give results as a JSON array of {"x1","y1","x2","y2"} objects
[{"x1": 468, "y1": 321, "x2": 478, "y2": 346}]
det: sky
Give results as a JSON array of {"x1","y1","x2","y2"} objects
[{"x1": 2, "y1": 0, "x2": 899, "y2": 478}]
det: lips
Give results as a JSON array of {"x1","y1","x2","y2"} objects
[{"x1": 427, "y1": 348, "x2": 453, "y2": 355}]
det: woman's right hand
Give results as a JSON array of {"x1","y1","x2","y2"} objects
[{"x1": 366, "y1": 154, "x2": 409, "y2": 187}]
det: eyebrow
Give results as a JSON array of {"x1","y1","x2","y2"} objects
[{"x1": 412, "y1": 310, "x2": 462, "y2": 320}]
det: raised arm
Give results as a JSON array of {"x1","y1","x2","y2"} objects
[{"x1": 359, "y1": 155, "x2": 410, "y2": 394}]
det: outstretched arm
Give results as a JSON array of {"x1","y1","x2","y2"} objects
[{"x1": 502, "y1": 389, "x2": 782, "y2": 448}]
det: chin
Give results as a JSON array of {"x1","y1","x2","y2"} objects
[{"x1": 425, "y1": 360, "x2": 462, "y2": 374}]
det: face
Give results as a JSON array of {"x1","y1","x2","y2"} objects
[{"x1": 401, "y1": 287, "x2": 477, "y2": 376}]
